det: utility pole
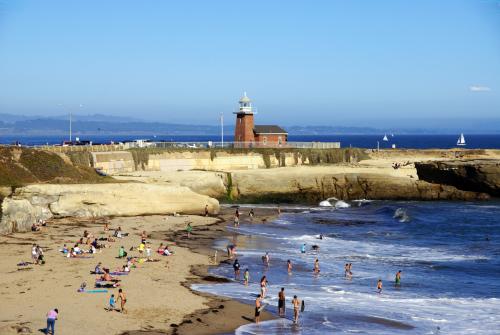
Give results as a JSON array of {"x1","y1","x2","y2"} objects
[{"x1": 220, "y1": 112, "x2": 224, "y2": 148}]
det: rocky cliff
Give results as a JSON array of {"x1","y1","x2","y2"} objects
[
  {"x1": 226, "y1": 168, "x2": 489, "y2": 203},
  {"x1": 0, "y1": 183, "x2": 219, "y2": 233},
  {"x1": 415, "y1": 160, "x2": 500, "y2": 197}
]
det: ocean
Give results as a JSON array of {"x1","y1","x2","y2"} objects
[
  {"x1": 1, "y1": 134, "x2": 500, "y2": 149},
  {"x1": 193, "y1": 201, "x2": 500, "y2": 334}
]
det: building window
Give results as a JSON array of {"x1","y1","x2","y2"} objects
[
  {"x1": 263, "y1": 136, "x2": 267, "y2": 145},
  {"x1": 278, "y1": 136, "x2": 282, "y2": 145}
]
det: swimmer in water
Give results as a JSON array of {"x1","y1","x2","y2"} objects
[
  {"x1": 300, "y1": 243, "x2": 306, "y2": 254},
  {"x1": 313, "y1": 258, "x2": 320, "y2": 273},
  {"x1": 377, "y1": 279, "x2": 383, "y2": 293},
  {"x1": 287, "y1": 259, "x2": 292, "y2": 274},
  {"x1": 312, "y1": 245, "x2": 320, "y2": 251},
  {"x1": 395, "y1": 270, "x2": 402, "y2": 286},
  {"x1": 260, "y1": 276, "x2": 268, "y2": 297},
  {"x1": 344, "y1": 263, "x2": 349, "y2": 277},
  {"x1": 262, "y1": 252, "x2": 270, "y2": 266}
]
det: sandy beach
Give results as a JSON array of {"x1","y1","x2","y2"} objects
[{"x1": 0, "y1": 208, "x2": 277, "y2": 335}]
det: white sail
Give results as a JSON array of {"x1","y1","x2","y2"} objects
[
  {"x1": 457, "y1": 133, "x2": 466, "y2": 146},
  {"x1": 382, "y1": 134, "x2": 389, "y2": 141}
]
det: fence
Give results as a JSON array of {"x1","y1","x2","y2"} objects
[{"x1": 18, "y1": 141, "x2": 340, "y2": 152}]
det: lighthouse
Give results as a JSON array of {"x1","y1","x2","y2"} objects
[
  {"x1": 233, "y1": 92, "x2": 288, "y2": 148},
  {"x1": 234, "y1": 92, "x2": 255, "y2": 145}
]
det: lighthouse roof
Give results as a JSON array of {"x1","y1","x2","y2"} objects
[{"x1": 239, "y1": 92, "x2": 251, "y2": 103}]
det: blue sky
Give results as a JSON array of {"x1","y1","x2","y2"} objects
[{"x1": 0, "y1": 0, "x2": 499, "y2": 127}]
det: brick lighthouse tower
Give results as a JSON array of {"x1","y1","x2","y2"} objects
[{"x1": 234, "y1": 92, "x2": 255, "y2": 145}]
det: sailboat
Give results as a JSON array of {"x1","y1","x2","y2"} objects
[
  {"x1": 457, "y1": 133, "x2": 466, "y2": 146},
  {"x1": 382, "y1": 134, "x2": 389, "y2": 141}
]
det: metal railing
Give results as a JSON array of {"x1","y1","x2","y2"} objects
[{"x1": 22, "y1": 141, "x2": 340, "y2": 152}]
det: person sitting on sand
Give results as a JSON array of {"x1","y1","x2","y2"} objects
[
  {"x1": 163, "y1": 245, "x2": 173, "y2": 256},
  {"x1": 73, "y1": 244, "x2": 82, "y2": 254},
  {"x1": 107, "y1": 235, "x2": 116, "y2": 242},
  {"x1": 118, "y1": 246, "x2": 127, "y2": 258},
  {"x1": 59, "y1": 244, "x2": 69, "y2": 254},
  {"x1": 31, "y1": 223, "x2": 41, "y2": 232},
  {"x1": 94, "y1": 262, "x2": 104, "y2": 274},
  {"x1": 137, "y1": 241, "x2": 145, "y2": 254},
  {"x1": 141, "y1": 230, "x2": 147, "y2": 239}
]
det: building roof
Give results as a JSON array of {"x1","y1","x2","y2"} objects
[{"x1": 253, "y1": 125, "x2": 288, "y2": 134}]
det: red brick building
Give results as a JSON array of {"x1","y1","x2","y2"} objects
[{"x1": 234, "y1": 93, "x2": 288, "y2": 147}]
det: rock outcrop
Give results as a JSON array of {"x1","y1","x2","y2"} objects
[
  {"x1": 0, "y1": 183, "x2": 219, "y2": 233},
  {"x1": 415, "y1": 160, "x2": 500, "y2": 197},
  {"x1": 228, "y1": 168, "x2": 489, "y2": 203}
]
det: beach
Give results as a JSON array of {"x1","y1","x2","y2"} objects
[{"x1": 0, "y1": 209, "x2": 277, "y2": 335}]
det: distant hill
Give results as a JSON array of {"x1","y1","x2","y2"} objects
[{"x1": 0, "y1": 113, "x2": 498, "y2": 135}]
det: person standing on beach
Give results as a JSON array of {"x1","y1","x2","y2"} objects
[
  {"x1": 31, "y1": 244, "x2": 38, "y2": 264},
  {"x1": 244, "y1": 268, "x2": 250, "y2": 286},
  {"x1": 278, "y1": 287, "x2": 286, "y2": 317},
  {"x1": 205, "y1": 205, "x2": 209, "y2": 217},
  {"x1": 186, "y1": 222, "x2": 193, "y2": 238},
  {"x1": 249, "y1": 208, "x2": 254, "y2": 221},
  {"x1": 313, "y1": 258, "x2": 320, "y2": 273},
  {"x1": 108, "y1": 294, "x2": 115, "y2": 311},
  {"x1": 377, "y1": 279, "x2": 383, "y2": 293},
  {"x1": 277, "y1": 205, "x2": 281, "y2": 215},
  {"x1": 260, "y1": 276, "x2": 268, "y2": 297},
  {"x1": 45, "y1": 308, "x2": 58, "y2": 334},
  {"x1": 395, "y1": 270, "x2": 402, "y2": 286},
  {"x1": 233, "y1": 213, "x2": 240, "y2": 227},
  {"x1": 262, "y1": 252, "x2": 270, "y2": 266},
  {"x1": 292, "y1": 295, "x2": 300, "y2": 324},
  {"x1": 233, "y1": 259, "x2": 241, "y2": 280},
  {"x1": 287, "y1": 259, "x2": 293, "y2": 274},
  {"x1": 255, "y1": 295, "x2": 262, "y2": 324},
  {"x1": 118, "y1": 288, "x2": 127, "y2": 313}
]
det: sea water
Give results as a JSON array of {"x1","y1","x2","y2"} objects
[{"x1": 192, "y1": 201, "x2": 500, "y2": 334}]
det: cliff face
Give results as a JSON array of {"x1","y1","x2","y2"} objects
[
  {"x1": 227, "y1": 169, "x2": 489, "y2": 203},
  {"x1": 415, "y1": 160, "x2": 500, "y2": 197},
  {"x1": 0, "y1": 183, "x2": 219, "y2": 233}
]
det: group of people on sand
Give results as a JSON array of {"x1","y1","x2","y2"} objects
[{"x1": 31, "y1": 219, "x2": 47, "y2": 232}]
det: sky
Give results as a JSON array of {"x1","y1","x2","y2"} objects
[{"x1": 0, "y1": 0, "x2": 499, "y2": 127}]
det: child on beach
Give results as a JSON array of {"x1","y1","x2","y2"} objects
[
  {"x1": 244, "y1": 268, "x2": 249, "y2": 286},
  {"x1": 186, "y1": 222, "x2": 193, "y2": 238},
  {"x1": 108, "y1": 294, "x2": 115, "y2": 311}
]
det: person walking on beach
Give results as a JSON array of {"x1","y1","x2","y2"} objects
[
  {"x1": 313, "y1": 258, "x2": 320, "y2": 274},
  {"x1": 45, "y1": 308, "x2": 58, "y2": 335},
  {"x1": 292, "y1": 295, "x2": 300, "y2": 324},
  {"x1": 186, "y1": 222, "x2": 193, "y2": 238},
  {"x1": 233, "y1": 259, "x2": 241, "y2": 280},
  {"x1": 205, "y1": 204, "x2": 209, "y2": 217},
  {"x1": 377, "y1": 279, "x2": 383, "y2": 293},
  {"x1": 278, "y1": 287, "x2": 286, "y2": 317},
  {"x1": 233, "y1": 213, "x2": 240, "y2": 227},
  {"x1": 108, "y1": 294, "x2": 116, "y2": 311},
  {"x1": 255, "y1": 295, "x2": 262, "y2": 324},
  {"x1": 244, "y1": 268, "x2": 250, "y2": 286},
  {"x1": 118, "y1": 288, "x2": 127, "y2": 313},
  {"x1": 395, "y1": 270, "x2": 402, "y2": 286},
  {"x1": 287, "y1": 259, "x2": 293, "y2": 274}
]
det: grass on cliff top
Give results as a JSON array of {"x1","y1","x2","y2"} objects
[
  {"x1": 128, "y1": 147, "x2": 369, "y2": 169},
  {"x1": 0, "y1": 146, "x2": 114, "y2": 187}
]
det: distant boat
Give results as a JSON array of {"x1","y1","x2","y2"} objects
[
  {"x1": 382, "y1": 134, "x2": 389, "y2": 141},
  {"x1": 457, "y1": 133, "x2": 466, "y2": 146}
]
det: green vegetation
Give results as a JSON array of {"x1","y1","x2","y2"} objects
[{"x1": 0, "y1": 146, "x2": 113, "y2": 187}]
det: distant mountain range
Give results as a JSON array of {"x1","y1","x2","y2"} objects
[{"x1": 0, "y1": 113, "x2": 498, "y2": 135}]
